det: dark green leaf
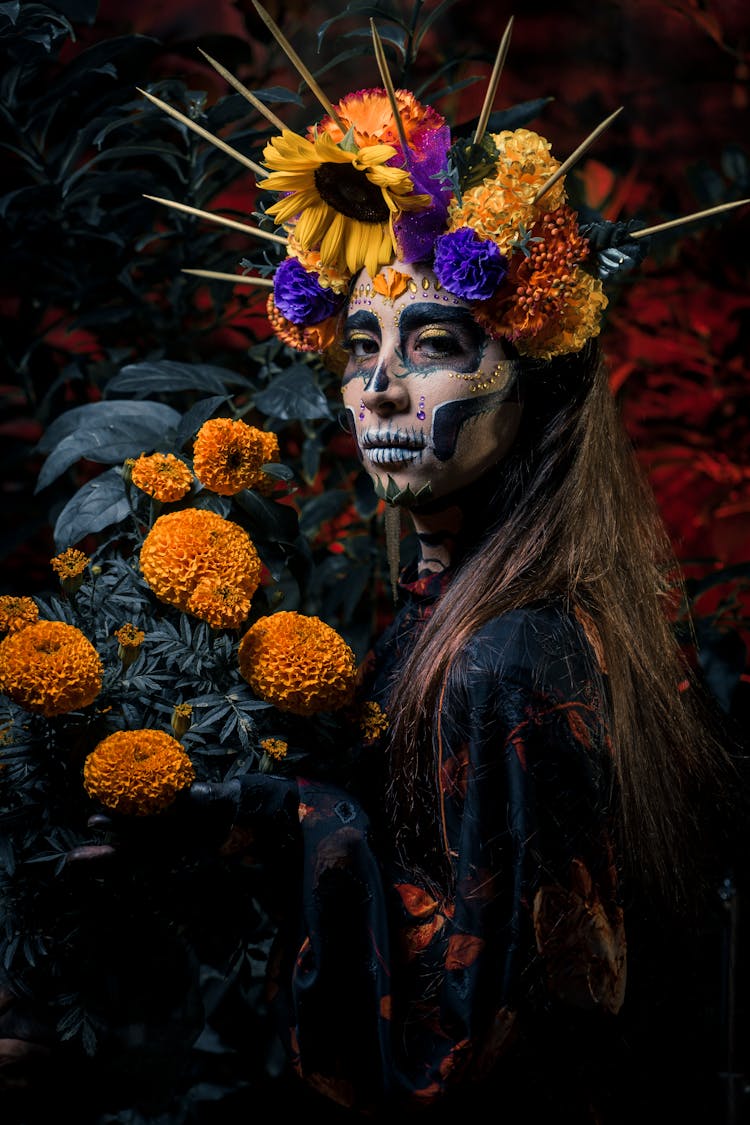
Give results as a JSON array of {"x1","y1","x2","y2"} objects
[
  {"x1": 106, "y1": 360, "x2": 252, "y2": 398},
  {"x1": 233, "y1": 489, "x2": 301, "y2": 542},
  {"x1": 52, "y1": 468, "x2": 130, "y2": 549},
  {"x1": 173, "y1": 395, "x2": 231, "y2": 452},
  {"x1": 254, "y1": 366, "x2": 332, "y2": 421},
  {"x1": 298, "y1": 489, "x2": 350, "y2": 535}
]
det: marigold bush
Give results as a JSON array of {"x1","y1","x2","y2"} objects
[
  {"x1": 238, "y1": 610, "x2": 357, "y2": 716},
  {"x1": 0, "y1": 620, "x2": 103, "y2": 717},
  {"x1": 139, "y1": 508, "x2": 262, "y2": 628},
  {"x1": 83, "y1": 729, "x2": 196, "y2": 816}
]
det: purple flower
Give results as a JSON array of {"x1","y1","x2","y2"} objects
[
  {"x1": 432, "y1": 228, "x2": 508, "y2": 301},
  {"x1": 273, "y1": 257, "x2": 343, "y2": 325}
]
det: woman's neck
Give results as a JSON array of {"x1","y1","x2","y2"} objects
[{"x1": 407, "y1": 476, "x2": 497, "y2": 577}]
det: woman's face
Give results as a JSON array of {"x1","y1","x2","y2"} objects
[{"x1": 340, "y1": 261, "x2": 522, "y2": 506}]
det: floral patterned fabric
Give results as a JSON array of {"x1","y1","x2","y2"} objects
[{"x1": 251, "y1": 569, "x2": 628, "y2": 1121}]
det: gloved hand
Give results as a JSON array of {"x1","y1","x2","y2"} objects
[{"x1": 67, "y1": 773, "x2": 300, "y2": 868}]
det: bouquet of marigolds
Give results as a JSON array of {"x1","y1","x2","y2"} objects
[{"x1": 0, "y1": 365, "x2": 388, "y2": 1109}]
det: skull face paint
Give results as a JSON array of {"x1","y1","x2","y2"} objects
[{"x1": 340, "y1": 261, "x2": 522, "y2": 505}]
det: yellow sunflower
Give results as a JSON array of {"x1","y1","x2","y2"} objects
[{"x1": 259, "y1": 129, "x2": 431, "y2": 277}]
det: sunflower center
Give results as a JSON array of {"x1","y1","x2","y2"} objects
[{"x1": 314, "y1": 162, "x2": 390, "y2": 223}]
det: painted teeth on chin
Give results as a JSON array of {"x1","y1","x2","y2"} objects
[{"x1": 367, "y1": 448, "x2": 420, "y2": 464}]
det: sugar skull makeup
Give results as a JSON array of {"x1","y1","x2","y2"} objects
[{"x1": 340, "y1": 261, "x2": 522, "y2": 506}]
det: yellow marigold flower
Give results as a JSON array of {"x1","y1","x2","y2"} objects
[
  {"x1": 0, "y1": 620, "x2": 102, "y2": 717},
  {"x1": 448, "y1": 128, "x2": 565, "y2": 258},
  {"x1": 83, "y1": 729, "x2": 195, "y2": 816},
  {"x1": 187, "y1": 577, "x2": 252, "y2": 630},
  {"x1": 238, "y1": 611, "x2": 357, "y2": 716},
  {"x1": 114, "y1": 623, "x2": 145, "y2": 668},
  {"x1": 359, "y1": 700, "x2": 388, "y2": 744},
  {"x1": 171, "y1": 703, "x2": 193, "y2": 738},
  {"x1": 139, "y1": 509, "x2": 261, "y2": 628},
  {"x1": 260, "y1": 737, "x2": 288, "y2": 761},
  {"x1": 258, "y1": 129, "x2": 430, "y2": 277},
  {"x1": 130, "y1": 452, "x2": 193, "y2": 502},
  {"x1": 266, "y1": 295, "x2": 340, "y2": 354},
  {"x1": 50, "y1": 548, "x2": 89, "y2": 593},
  {"x1": 0, "y1": 596, "x2": 39, "y2": 637},
  {"x1": 192, "y1": 418, "x2": 265, "y2": 496}
]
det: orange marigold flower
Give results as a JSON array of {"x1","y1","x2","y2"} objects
[
  {"x1": 187, "y1": 577, "x2": 253, "y2": 630},
  {"x1": 316, "y1": 87, "x2": 446, "y2": 153},
  {"x1": 83, "y1": 729, "x2": 195, "y2": 816},
  {"x1": 260, "y1": 737, "x2": 288, "y2": 761},
  {"x1": 171, "y1": 703, "x2": 193, "y2": 738},
  {"x1": 130, "y1": 452, "x2": 193, "y2": 502},
  {"x1": 115, "y1": 622, "x2": 145, "y2": 668},
  {"x1": 51, "y1": 548, "x2": 89, "y2": 592},
  {"x1": 0, "y1": 596, "x2": 39, "y2": 637},
  {"x1": 139, "y1": 508, "x2": 261, "y2": 627},
  {"x1": 266, "y1": 294, "x2": 340, "y2": 353},
  {"x1": 359, "y1": 700, "x2": 388, "y2": 744},
  {"x1": 0, "y1": 620, "x2": 102, "y2": 717},
  {"x1": 238, "y1": 611, "x2": 357, "y2": 716},
  {"x1": 192, "y1": 418, "x2": 266, "y2": 496},
  {"x1": 515, "y1": 270, "x2": 608, "y2": 360}
]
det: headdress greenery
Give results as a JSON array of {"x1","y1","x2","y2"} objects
[{"x1": 139, "y1": 1, "x2": 748, "y2": 363}]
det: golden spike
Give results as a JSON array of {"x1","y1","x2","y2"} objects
[
  {"x1": 182, "y1": 268, "x2": 274, "y2": 287},
  {"x1": 474, "y1": 15, "x2": 514, "y2": 146},
  {"x1": 629, "y1": 198, "x2": 750, "y2": 240},
  {"x1": 251, "y1": 0, "x2": 344, "y2": 129},
  {"x1": 369, "y1": 20, "x2": 411, "y2": 163},
  {"x1": 197, "y1": 47, "x2": 288, "y2": 132},
  {"x1": 137, "y1": 87, "x2": 267, "y2": 178},
  {"x1": 533, "y1": 106, "x2": 624, "y2": 204},
  {"x1": 144, "y1": 194, "x2": 288, "y2": 244}
]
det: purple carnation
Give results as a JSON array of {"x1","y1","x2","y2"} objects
[
  {"x1": 432, "y1": 228, "x2": 508, "y2": 301},
  {"x1": 273, "y1": 257, "x2": 343, "y2": 325}
]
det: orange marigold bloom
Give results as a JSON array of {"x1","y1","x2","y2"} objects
[
  {"x1": 0, "y1": 596, "x2": 39, "y2": 637},
  {"x1": 115, "y1": 623, "x2": 145, "y2": 668},
  {"x1": 130, "y1": 452, "x2": 193, "y2": 502},
  {"x1": 139, "y1": 508, "x2": 261, "y2": 628},
  {"x1": 515, "y1": 270, "x2": 608, "y2": 361},
  {"x1": 238, "y1": 611, "x2": 357, "y2": 716},
  {"x1": 171, "y1": 703, "x2": 193, "y2": 738},
  {"x1": 192, "y1": 418, "x2": 266, "y2": 496},
  {"x1": 266, "y1": 295, "x2": 339, "y2": 353},
  {"x1": 359, "y1": 700, "x2": 388, "y2": 744},
  {"x1": 316, "y1": 88, "x2": 446, "y2": 152},
  {"x1": 260, "y1": 737, "x2": 288, "y2": 761},
  {"x1": 0, "y1": 620, "x2": 102, "y2": 717},
  {"x1": 83, "y1": 729, "x2": 195, "y2": 816},
  {"x1": 187, "y1": 577, "x2": 253, "y2": 630},
  {"x1": 51, "y1": 548, "x2": 89, "y2": 592}
]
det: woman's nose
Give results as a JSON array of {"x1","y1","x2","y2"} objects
[{"x1": 361, "y1": 359, "x2": 410, "y2": 417}]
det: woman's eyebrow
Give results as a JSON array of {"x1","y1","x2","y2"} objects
[
  {"x1": 398, "y1": 304, "x2": 480, "y2": 336},
  {"x1": 344, "y1": 310, "x2": 380, "y2": 334}
]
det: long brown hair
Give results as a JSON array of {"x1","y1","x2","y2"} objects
[{"x1": 383, "y1": 339, "x2": 738, "y2": 909}]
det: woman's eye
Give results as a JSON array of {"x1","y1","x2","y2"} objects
[
  {"x1": 413, "y1": 329, "x2": 461, "y2": 358},
  {"x1": 343, "y1": 334, "x2": 380, "y2": 359}
]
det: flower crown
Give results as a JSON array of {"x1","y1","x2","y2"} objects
[{"x1": 139, "y1": 2, "x2": 748, "y2": 364}]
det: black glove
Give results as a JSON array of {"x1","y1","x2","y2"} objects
[{"x1": 579, "y1": 218, "x2": 651, "y2": 280}]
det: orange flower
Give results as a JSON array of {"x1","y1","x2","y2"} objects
[
  {"x1": 372, "y1": 268, "x2": 411, "y2": 302},
  {"x1": 260, "y1": 737, "x2": 288, "y2": 761},
  {"x1": 192, "y1": 418, "x2": 266, "y2": 496},
  {"x1": 238, "y1": 611, "x2": 357, "y2": 716},
  {"x1": 50, "y1": 548, "x2": 89, "y2": 592},
  {"x1": 0, "y1": 620, "x2": 102, "y2": 716},
  {"x1": 139, "y1": 508, "x2": 261, "y2": 628},
  {"x1": 187, "y1": 576, "x2": 253, "y2": 630},
  {"x1": 83, "y1": 729, "x2": 195, "y2": 816},
  {"x1": 0, "y1": 596, "x2": 39, "y2": 637},
  {"x1": 130, "y1": 452, "x2": 193, "y2": 502},
  {"x1": 114, "y1": 622, "x2": 145, "y2": 668},
  {"x1": 266, "y1": 295, "x2": 339, "y2": 353},
  {"x1": 316, "y1": 88, "x2": 446, "y2": 153}
]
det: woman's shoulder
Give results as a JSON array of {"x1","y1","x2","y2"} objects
[{"x1": 463, "y1": 600, "x2": 602, "y2": 694}]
